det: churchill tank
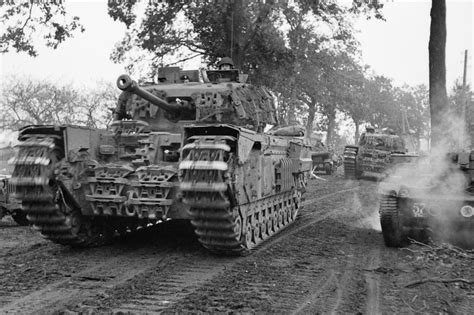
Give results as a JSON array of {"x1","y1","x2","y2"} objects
[
  {"x1": 10, "y1": 67, "x2": 312, "y2": 253},
  {"x1": 343, "y1": 127, "x2": 418, "y2": 180},
  {"x1": 177, "y1": 68, "x2": 312, "y2": 254}
]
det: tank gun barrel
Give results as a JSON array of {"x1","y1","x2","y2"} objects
[{"x1": 117, "y1": 74, "x2": 178, "y2": 114}]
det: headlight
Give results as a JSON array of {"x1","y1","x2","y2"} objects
[
  {"x1": 460, "y1": 205, "x2": 474, "y2": 218},
  {"x1": 399, "y1": 188, "x2": 409, "y2": 198},
  {"x1": 0, "y1": 179, "x2": 5, "y2": 189}
]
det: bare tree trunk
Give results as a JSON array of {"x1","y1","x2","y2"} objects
[
  {"x1": 288, "y1": 82, "x2": 297, "y2": 125},
  {"x1": 326, "y1": 108, "x2": 336, "y2": 146},
  {"x1": 305, "y1": 101, "x2": 316, "y2": 138},
  {"x1": 429, "y1": 0, "x2": 447, "y2": 147},
  {"x1": 354, "y1": 119, "x2": 360, "y2": 144},
  {"x1": 288, "y1": 61, "x2": 301, "y2": 125},
  {"x1": 228, "y1": 0, "x2": 243, "y2": 68}
]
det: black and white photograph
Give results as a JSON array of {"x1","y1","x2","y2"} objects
[{"x1": 0, "y1": 0, "x2": 473, "y2": 313}]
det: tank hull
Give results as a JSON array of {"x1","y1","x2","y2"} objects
[
  {"x1": 179, "y1": 124, "x2": 312, "y2": 254},
  {"x1": 9, "y1": 124, "x2": 190, "y2": 246}
]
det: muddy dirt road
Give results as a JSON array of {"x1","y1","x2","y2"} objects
[{"x1": 0, "y1": 175, "x2": 472, "y2": 314}]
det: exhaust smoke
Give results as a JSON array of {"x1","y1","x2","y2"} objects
[{"x1": 381, "y1": 108, "x2": 472, "y2": 248}]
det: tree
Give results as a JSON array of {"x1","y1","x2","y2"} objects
[
  {"x1": 449, "y1": 80, "x2": 472, "y2": 148},
  {"x1": 449, "y1": 80, "x2": 472, "y2": 116},
  {"x1": 109, "y1": 1, "x2": 291, "y2": 80},
  {"x1": 0, "y1": 1, "x2": 84, "y2": 56},
  {"x1": 337, "y1": 59, "x2": 371, "y2": 143},
  {"x1": 107, "y1": 0, "x2": 383, "y2": 146},
  {"x1": 107, "y1": 1, "x2": 382, "y2": 80},
  {"x1": 395, "y1": 84, "x2": 430, "y2": 146},
  {"x1": 428, "y1": 0, "x2": 447, "y2": 147},
  {"x1": 0, "y1": 76, "x2": 117, "y2": 130}
]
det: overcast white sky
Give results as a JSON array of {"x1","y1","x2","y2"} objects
[{"x1": 0, "y1": 0, "x2": 472, "y2": 89}]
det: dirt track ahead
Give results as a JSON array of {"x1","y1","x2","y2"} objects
[{"x1": 0, "y1": 174, "x2": 472, "y2": 314}]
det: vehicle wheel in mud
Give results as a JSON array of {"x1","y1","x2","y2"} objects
[
  {"x1": 11, "y1": 210, "x2": 29, "y2": 226},
  {"x1": 379, "y1": 195, "x2": 408, "y2": 247}
]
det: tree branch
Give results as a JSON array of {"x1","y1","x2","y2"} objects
[
  {"x1": 19, "y1": 3, "x2": 35, "y2": 36},
  {"x1": 242, "y1": 5, "x2": 272, "y2": 51},
  {"x1": 165, "y1": 53, "x2": 202, "y2": 66}
]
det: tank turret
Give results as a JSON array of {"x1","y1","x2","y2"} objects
[
  {"x1": 116, "y1": 71, "x2": 277, "y2": 132},
  {"x1": 117, "y1": 74, "x2": 193, "y2": 120}
]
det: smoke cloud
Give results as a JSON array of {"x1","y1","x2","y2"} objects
[{"x1": 381, "y1": 108, "x2": 472, "y2": 248}]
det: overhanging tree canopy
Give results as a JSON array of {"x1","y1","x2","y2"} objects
[{"x1": 0, "y1": 1, "x2": 84, "y2": 56}]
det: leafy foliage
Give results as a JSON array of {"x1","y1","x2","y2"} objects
[
  {"x1": 0, "y1": 0, "x2": 84, "y2": 56},
  {"x1": 105, "y1": 0, "x2": 432, "y2": 149},
  {"x1": 107, "y1": 1, "x2": 379, "y2": 79}
]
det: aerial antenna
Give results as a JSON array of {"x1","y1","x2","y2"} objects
[{"x1": 230, "y1": 11, "x2": 234, "y2": 59}]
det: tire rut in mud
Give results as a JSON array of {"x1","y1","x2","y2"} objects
[
  {"x1": 159, "y1": 191, "x2": 374, "y2": 314},
  {"x1": 364, "y1": 248, "x2": 382, "y2": 314},
  {"x1": 52, "y1": 182, "x2": 361, "y2": 313},
  {"x1": 113, "y1": 256, "x2": 235, "y2": 314},
  {"x1": 0, "y1": 251, "x2": 172, "y2": 314},
  {"x1": 0, "y1": 220, "x2": 200, "y2": 313},
  {"x1": 1, "y1": 176, "x2": 385, "y2": 314}
]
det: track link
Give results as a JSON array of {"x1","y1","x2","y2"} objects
[
  {"x1": 343, "y1": 147, "x2": 357, "y2": 179},
  {"x1": 11, "y1": 135, "x2": 112, "y2": 247},
  {"x1": 379, "y1": 194, "x2": 407, "y2": 247},
  {"x1": 180, "y1": 136, "x2": 301, "y2": 255}
]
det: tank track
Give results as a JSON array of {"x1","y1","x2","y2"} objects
[
  {"x1": 343, "y1": 147, "x2": 357, "y2": 179},
  {"x1": 180, "y1": 136, "x2": 301, "y2": 255},
  {"x1": 379, "y1": 194, "x2": 407, "y2": 247},
  {"x1": 10, "y1": 135, "x2": 113, "y2": 246},
  {"x1": 11, "y1": 211, "x2": 29, "y2": 226}
]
